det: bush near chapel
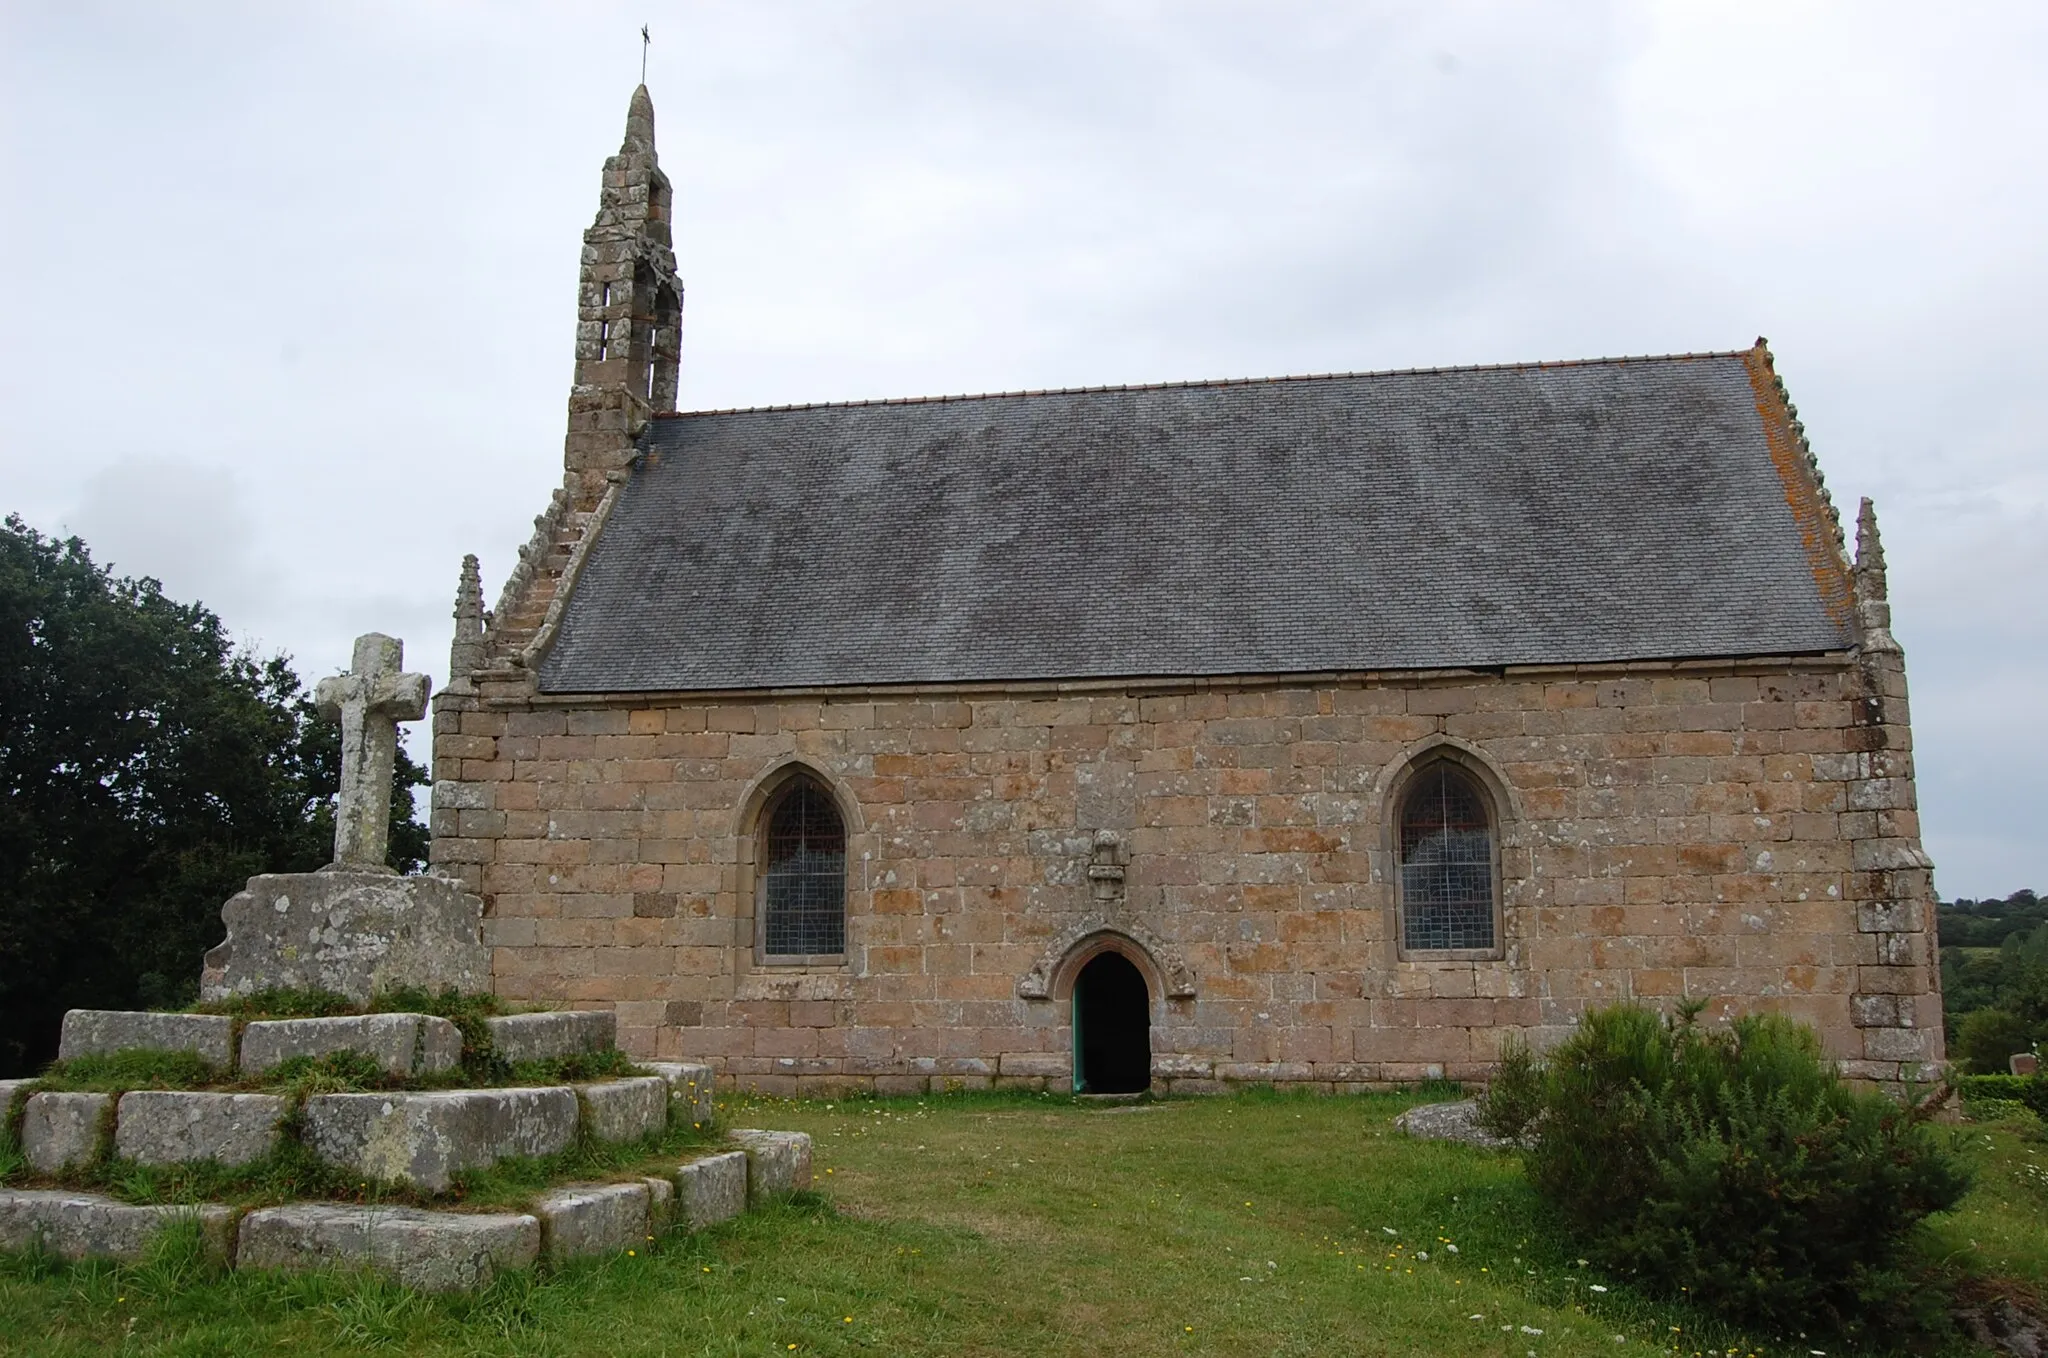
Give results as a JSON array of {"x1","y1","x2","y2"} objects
[
  {"x1": 1939, "y1": 894, "x2": 2048, "y2": 1073},
  {"x1": 0, "y1": 516, "x2": 427, "y2": 1075},
  {"x1": 1480, "y1": 1002, "x2": 1971, "y2": 1343}
]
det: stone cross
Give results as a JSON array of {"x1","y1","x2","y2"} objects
[{"x1": 315, "y1": 633, "x2": 430, "y2": 870}]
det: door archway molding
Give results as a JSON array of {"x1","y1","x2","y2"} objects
[{"x1": 1017, "y1": 918, "x2": 1196, "y2": 1002}]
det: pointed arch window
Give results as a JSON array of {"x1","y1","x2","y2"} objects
[
  {"x1": 1398, "y1": 763, "x2": 1498, "y2": 953},
  {"x1": 760, "y1": 779, "x2": 846, "y2": 959}
]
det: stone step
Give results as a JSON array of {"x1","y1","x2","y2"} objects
[
  {"x1": 19, "y1": 1075, "x2": 670, "y2": 1182},
  {"x1": 534, "y1": 1181, "x2": 658, "y2": 1262},
  {"x1": 304, "y1": 1087, "x2": 580, "y2": 1192},
  {"x1": 237, "y1": 1203, "x2": 539, "y2": 1292},
  {"x1": 643, "y1": 1061, "x2": 716, "y2": 1129},
  {"x1": 484, "y1": 1011, "x2": 616, "y2": 1063},
  {"x1": 727, "y1": 1130, "x2": 814, "y2": 1203},
  {"x1": 673, "y1": 1150, "x2": 749, "y2": 1230},
  {"x1": 115, "y1": 1092, "x2": 288, "y2": 1167},
  {"x1": 0, "y1": 1189, "x2": 233, "y2": 1262},
  {"x1": 0, "y1": 1124, "x2": 812, "y2": 1289},
  {"x1": 58, "y1": 1011, "x2": 232, "y2": 1068},
  {"x1": 239, "y1": 1012, "x2": 464, "y2": 1078},
  {"x1": 21, "y1": 1092, "x2": 110, "y2": 1173},
  {"x1": 580, "y1": 1076, "x2": 668, "y2": 1144}
]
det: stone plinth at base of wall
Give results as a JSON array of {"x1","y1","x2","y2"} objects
[
  {"x1": 0, "y1": 1190, "x2": 234, "y2": 1262},
  {"x1": 238, "y1": 1203, "x2": 540, "y2": 1293}
]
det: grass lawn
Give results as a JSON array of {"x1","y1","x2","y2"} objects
[{"x1": 1, "y1": 1088, "x2": 2039, "y2": 1357}]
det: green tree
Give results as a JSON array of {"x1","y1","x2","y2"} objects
[{"x1": 0, "y1": 516, "x2": 427, "y2": 1074}]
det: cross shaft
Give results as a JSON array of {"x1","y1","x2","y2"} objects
[{"x1": 315, "y1": 633, "x2": 430, "y2": 870}]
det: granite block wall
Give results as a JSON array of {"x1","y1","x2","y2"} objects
[{"x1": 428, "y1": 655, "x2": 1941, "y2": 1095}]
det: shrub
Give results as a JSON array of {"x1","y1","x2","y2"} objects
[
  {"x1": 1953, "y1": 1007, "x2": 2044, "y2": 1075},
  {"x1": 1480, "y1": 1002, "x2": 1971, "y2": 1343},
  {"x1": 1957, "y1": 1073, "x2": 2048, "y2": 1121}
]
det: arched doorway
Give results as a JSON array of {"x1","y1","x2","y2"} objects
[{"x1": 1073, "y1": 951, "x2": 1151, "y2": 1094}]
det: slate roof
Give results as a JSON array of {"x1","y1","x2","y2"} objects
[{"x1": 537, "y1": 349, "x2": 1856, "y2": 693}]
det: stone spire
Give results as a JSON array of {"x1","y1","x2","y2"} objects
[
  {"x1": 624, "y1": 83, "x2": 656, "y2": 149},
  {"x1": 564, "y1": 83, "x2": 682, "y2": 505},
  {"x1": 1853, "y1": 496, "x2": 1899, "y2": 653},
  {"x1": 448, "y1": 553, "x2": 486, "y2": 683}
]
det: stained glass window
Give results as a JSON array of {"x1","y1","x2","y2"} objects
[
  {"x1": 763, "y1": 781, "x2": 845, "y2": 957},
  {"x1": 1399, "y1": 764, "x2": 1496, "y2": 951}
]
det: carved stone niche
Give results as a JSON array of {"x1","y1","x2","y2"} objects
[
  {"x1": 1086, "y1": 830, "x2": 1127, "y2": 903},
  {"x1": 1016, "y1": 917, "x2": 1195, "y2": 1002}
]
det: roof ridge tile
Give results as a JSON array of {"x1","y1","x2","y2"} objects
[{"x1": 660, "y1": 347, "x2": 1753, "y2": 420}]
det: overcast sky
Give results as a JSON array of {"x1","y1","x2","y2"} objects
[{"x1": 3, "y1": 3, "x2": 2043, "y2": 899}]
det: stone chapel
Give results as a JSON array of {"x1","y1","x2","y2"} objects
[{"x1": 429, "y1": 86, "x2": 1944, "y2": 1095}]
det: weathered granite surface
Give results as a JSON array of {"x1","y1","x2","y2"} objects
[
  {"x1": 237, "y1": 1203, "x2": 538, "y2": 1292},
  {"x1": 0, "y1": 1079, "x2": 34, "y2": 1114},
  {"x1": 314, "y1": 633, "x2": 430, "y2": 871},
  {"x1": 674, "y1": 1150, "x2": 749, "y2": 1230},
  {"x1": 534, "y1": 1182, "x2": 650, "y2": 1261},
  {"x1": 581, "y1": 1076, "x2": 667, "y2": 1144},
  {"x1": 114, "y1": 1092, "x2": 288, "y2": 1167},
  {"x1": 727, "y1": 1129, "x2": 813, "y2": 1201},
  {"x1": 0, "y1": 1189, "x2": 234, "y2": 1261},
  {"x1": 485, "y1": 1011, "x2": 615, "y2": 1064},
  {"x1": 302, "y1": 1087, "x2": 579, "y2": 1192},
  {"x1": 1390, "y1": 1099, "x2": 1515, "y2": 1149},
  {"x1": 22, "y1": 1092, "x2": 109, "y2": 1173},
  {"x1": 644, "y1": 1061, "x2": 716, "y2": 1129},
  {"x1": 239, "y1": 1013, "x2": 463, "y2": 1078},
  {"x1": 57, "y1": 1011, "x2": 232, "y2": 1067},
  {"x1": 642, "y1": 1174, "x2": 673, "y2": 1230},
  {"x1": 200, "y1": 869, "x2": 489, "y2": 1005}
]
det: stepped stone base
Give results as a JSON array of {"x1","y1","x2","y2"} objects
[
  {"x1": 535, "y1": 1182, "x2": 652, "y2": 1261},
  {"x1": 115, "y1": 1092, "x2": 288, "y2": 1167},
  {"x1": 304, "y1": 1087, "x2": 580, "y2": 1192},
  {"x1": 200, "y1": 869, "x2": 489, "y2": 1005},
  {"x1": 22, "y1": 1092, "x2": 110, "y2": 1173},
  {"x1": 0, "y1": 1190, "x2": 233, "y2": 1262},
  {"x1": 0, "y1": 1126, "x2": 807, "y2": 1289},
  {"x1": 59, "y1": 1011, "x2": 232, "y2": 1067},
  {"x1": 238, "y1": 1203, "x2": 539, "y2": 1292},
  {"x1": 727, "y1": 1130, "x2": 813, "y2": 1202},
  {"x1": 675, "y1": 1151, "x2": 749, "y2": 1230},
  {"x1": 240, "y1": 1013, "x2": 463, "y2": 1077},
  {"x1": 485, "y1": 1011, "x2": 615, "y2": 1063},
  {"x1": 644, "y1": 1061, "x2": 716, "y2": 1129}
]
